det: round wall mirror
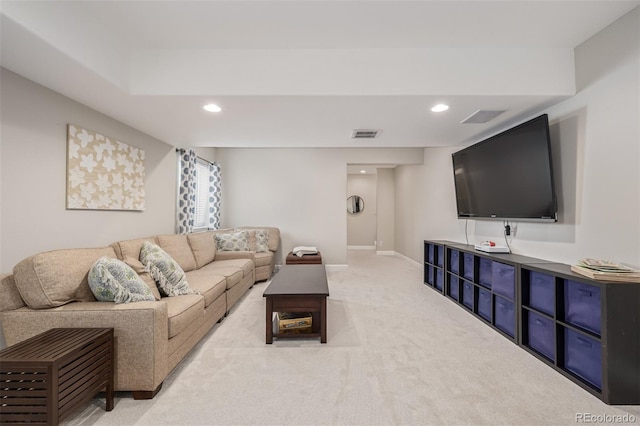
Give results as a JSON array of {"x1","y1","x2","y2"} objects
[{"x1": 347, "y1": 195, "x2": 365, "y2": 214}]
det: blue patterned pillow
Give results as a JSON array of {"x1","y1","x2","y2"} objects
[
  {"x1": 215, "y1": 230, "x2": 251, "y2": 251},
  {"x1": 88, "y1": 257, "x2": 155, "y2": 304},
  {"x1": 140, "y1": 241, "x2": 196, "y2": 297}
]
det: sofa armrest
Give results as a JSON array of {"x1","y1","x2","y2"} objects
[
  {"x1": 0, "y1": 301, "x2": 168, "y2": 393},
  {"x1": 215, "y1": 250, "x2": 255, "y2": 261}
]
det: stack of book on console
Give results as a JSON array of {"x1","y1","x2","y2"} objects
[
  {"x1": 572, "y1": 258, "x2": 640, "y2": 283},
  {"x1": 292, "y1": 246, "x2": 318, "y2": 257}
]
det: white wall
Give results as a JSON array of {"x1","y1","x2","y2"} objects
[
  {"x1": 347, "y1": 174, "x2": 377, "y2": 247},
  {"x1": 216, "y1": 148, "x2": 423, "y2": 265},
  {"x1": 395, "y1": 147, "x2": 463, "y2": 260},
  {"x1": 0, "y1": 69, "x2": 178, "y2": 272},
  {"x1": 395, "y1": 8, "x2": 640, "y2": 269},
  {"x1": 376, "y1": 168, "x2": 395, "y2": 252}
]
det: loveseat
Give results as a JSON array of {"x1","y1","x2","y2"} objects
[{"x1": 0, "y1": 227, "x2": 280, "y2": 399}]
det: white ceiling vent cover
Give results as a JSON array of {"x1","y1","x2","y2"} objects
[
  {"x1": 461, "y1": 110, "x2": 507, "y2": 124},
  {"x1": 351, "y1": 129, "x2": 380, "y2": 139}
]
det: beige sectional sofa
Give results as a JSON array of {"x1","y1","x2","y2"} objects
[{"x1": 0, "y1": 227, "x2": 280, "y2": 399}]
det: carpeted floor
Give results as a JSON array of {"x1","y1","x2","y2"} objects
[{"x1": 64, "y1": 251, "x2": 640, "y2": 425}]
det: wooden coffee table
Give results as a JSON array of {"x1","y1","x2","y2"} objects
[{"x1": 263, "y1": 265, "x2": 329, "y2": 344}]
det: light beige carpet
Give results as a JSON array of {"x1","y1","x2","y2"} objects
[{"x1": 64, "y1": 251, "x2": 640, "y2": 425}]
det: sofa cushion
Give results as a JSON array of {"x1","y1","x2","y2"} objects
[
  {"x1": 200, "y1": 263, "x2": 243, "y2": 289},
  {"x1": 88, "y1": 257, "x2": 156, "y2": 304},
  {"x1": 111, "y1": 237, "x2": 157, "y2": 260},
  {"x1": 187, "y1": 231, "x2": 216, "y2": 268},
  {"x1": 185, "y1": 270, "x2": 226, "y2": 307},
  {"x1": 12, "y1": 247, "x2": 116, "y2": 309},
  {"x1": 254, "y1": 251, "x2": 274, "y2": 268},
  {"x1": 214, "y1": 230, "x2": 251, "y2": 252},
  {"x1": 211, "y1": 259, "x2": 254, "y2": 278},
  {"x1": 164, "y1": 294, "x2": 204, "y2": 338},
  {"x1": 156, "y1": 234, "x2": 198, "y2": 272},
  {"x1": 0, "y1": 274, "x2": 26, "y2": 312},
  {"x1": 123, "y1": 256, "x2": 161, "y2": 300},
  {"x1": 140, "y1": 242, "x2": 196, "y2": 297}
]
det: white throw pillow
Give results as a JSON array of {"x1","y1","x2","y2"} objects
[
  {"x1": 88, "y1": 257, "x2": 155, "y2": 304},
  {"x1": 140, "y1": 241, "x2": 196, "y2": 297},
  {"x1": 215, "y1": 230, "x2": 251, "y2": 251}
]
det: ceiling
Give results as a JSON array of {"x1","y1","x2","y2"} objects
[{"x1": 1, "y1": 1, "x2": 639, "y2": 149}]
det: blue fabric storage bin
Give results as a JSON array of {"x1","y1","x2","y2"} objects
[
  {"x1": 436, "y1": 246, "x2": 444, "y2": 267},
  {"x1": 426, "y1": 266, "x2": 434, "y2": 286},
  {"x1": 449, "y1": 250, "x2": 459, "y2": 274},
  {"x1": 494, "y1": 296, "x2": 515, "y2": 337},
  {"x1": 478, "y1": 288, "x2": 491, "y2": 321},
  {"x1": 564, "y1": 280, "x2": 601, "y2": 335},
  {"x1": 435, "y1": 268, "x2": 443, "y2": 290},
  {"x1": 479, "y1": 258, "x2": 492, "y2": 288},
  {"x1": 463, "y1": 253, "x2": 474, "y2": 281},
  {"x1": 527, "y1": 311, "x2": 555, "y2": 361},
  {"x1": 462, "y1": 281, "x2": 474, "y2": 309},
  {"x1": 427, "y1": 244, "x2": 434, "y2": 263},
  {"x1": 529, "y1": 271, "x2": 555, "y2": 315},
  {"x1": 564, "y1": 327, "x2": 602, "y2": 389},
  {"x1": 449, "y1": 276, "x2": 460, "y2": 300},
  {"x1": 492, "y1": 262, "x2": 515, "y2": 300}
]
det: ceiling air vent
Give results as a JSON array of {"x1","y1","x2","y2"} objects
[
  {"x1": 461, "y1": 110, "x2": 507, "y2": 124},
  {"x1": 351, "y1": 129, "x2": 380, "y2": 139}
]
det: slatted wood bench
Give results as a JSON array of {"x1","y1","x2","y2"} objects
[{"x1": 0, "y1": 328, "x2": 114, "y2": 425}]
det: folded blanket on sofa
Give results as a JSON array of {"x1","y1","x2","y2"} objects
[{"x1": 292, "y1": 246, "x2": 318, "y2": 257}]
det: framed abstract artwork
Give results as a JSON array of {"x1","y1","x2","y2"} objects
[{"x1": 66, "y1": 124, "x2": 145, "y2": 211}]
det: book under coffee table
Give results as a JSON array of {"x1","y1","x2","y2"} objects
[{"x1": 263, "y1": 265, "x2": 329, "y2": 344}]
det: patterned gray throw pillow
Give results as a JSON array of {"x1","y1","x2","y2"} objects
[
  {"x1": 140, "y1": 241, "x2": 196, "y2": 297},
  {"x1": 215, "y1": 230, "x2": 251, "y2": 251},
  {"x1": 88, "y1": 256, "x2": 155, "y2": 304},
  {"x1": 255, "y1": 229, "x2": 270, "y2": 253}
]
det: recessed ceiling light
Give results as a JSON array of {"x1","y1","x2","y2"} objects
[
  {"x1": 203, "y1": 103, "x2": 222, "y2": 113},
  {"x1": 360, "y1": 170, "x2": 366, "y2": 174},
  {"x1": 431, "y1": 104, "x2": 449, "y2": 113}
]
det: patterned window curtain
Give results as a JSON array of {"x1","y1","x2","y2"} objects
[
  {"x1": 177, "y1": 149, "x2": 197, "y2": 234},
  {"x1": 208, "y1": 162, "x2": 222, "y2": 230}
]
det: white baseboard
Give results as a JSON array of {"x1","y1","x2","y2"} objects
[
  {"x1": 394, "y1": 252, "x2": 422, "y2": 269},
  {"x1": 347, "y1": 245, "x2": 376, "y2": 250},
  {"x1": 376, "y1": 250, "x2": 395, "y2": 256},
  {"x1": 326, "y1": 264, "x2": 348, "y2": 272}
]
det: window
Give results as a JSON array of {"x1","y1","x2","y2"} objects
[
  {"x1": 194, "y1": 158, "x2": 210, "y2": 229},
  {"x1": 176, "y1": 149, "x2": 221, "y2": 234}
]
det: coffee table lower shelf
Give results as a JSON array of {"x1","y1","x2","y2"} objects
[
  {"x1": 270, "y1": 310, "x2": 324, "y2": 341},
  {"x1": 265, "y1": 298, "x2": 327, "y2": 343},
  {"x1": 272, "y1": 332, "x2": 323, "y2": 339}
]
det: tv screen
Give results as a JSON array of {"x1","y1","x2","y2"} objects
[{"x1": 452, "y1": 114, "x2": 557, "y2": 222}]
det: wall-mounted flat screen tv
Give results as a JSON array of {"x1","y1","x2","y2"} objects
[{"x1": 452, "y1": 114, "x2": 557, "y2": 222}]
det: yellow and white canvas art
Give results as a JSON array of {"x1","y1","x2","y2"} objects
[{"x1": 66, "y1": 124, "x2": 145, "y2": 211}]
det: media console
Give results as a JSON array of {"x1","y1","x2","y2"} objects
[{"x1": 424, "y1": 240, "x2": 640, "y2": 405}]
